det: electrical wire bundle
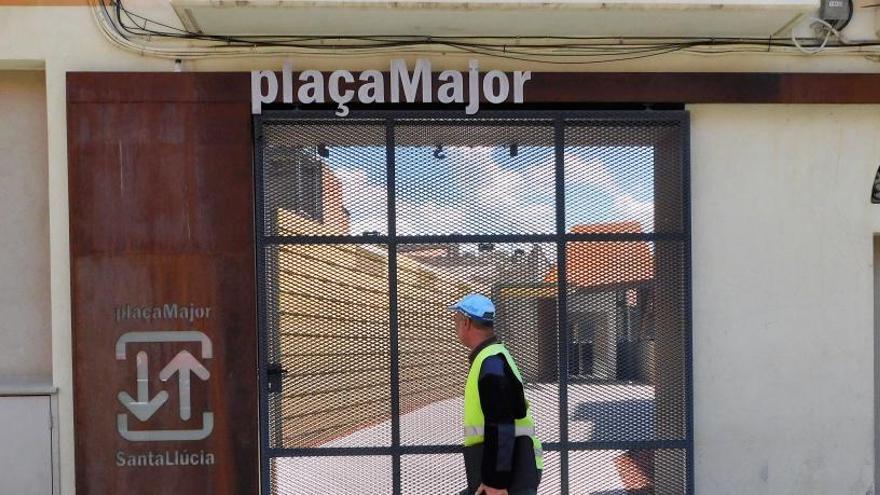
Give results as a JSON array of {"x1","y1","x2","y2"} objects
[{"x1": 92, "y1": 0, "x2": 880, "y2": 62}]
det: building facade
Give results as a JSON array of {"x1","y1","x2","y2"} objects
[{"x1": 2, "y1": 1, "x2": 880, "y2": 494}]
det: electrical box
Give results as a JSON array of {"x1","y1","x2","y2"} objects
[{"x1": 820, "y1": 0, "x2": 850, "y2": 22}]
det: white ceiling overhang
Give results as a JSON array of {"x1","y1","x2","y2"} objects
[{"x1": 170, "y1": 0, "x2": 818, "y2": 38}]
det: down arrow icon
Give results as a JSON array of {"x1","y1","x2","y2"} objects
[
  {"x1": 118, "y1": 351, "x2": 169, "y2": 422},
  {"x1": 159, "y1": 350, "x2": 210, "y2": 421}
]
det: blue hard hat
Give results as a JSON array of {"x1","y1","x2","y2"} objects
[{"x1": 449, "y1": 293, "x2": 495, "y2": 324}]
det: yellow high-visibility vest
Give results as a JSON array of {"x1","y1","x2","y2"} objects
[{"x1": 463, "y1": 342, "x2": 543, "y2": 470}]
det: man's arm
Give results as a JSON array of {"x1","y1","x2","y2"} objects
[{"x1": 478, "y1": 354, "x2": 526, "y2": 490}]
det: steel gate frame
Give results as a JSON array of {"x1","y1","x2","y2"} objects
[{"x1": 253, "y1": 110, "x2": 692, "y2": 495}]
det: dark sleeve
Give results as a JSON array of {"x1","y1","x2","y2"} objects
[{"x1": 477, "y1": 354, "x2": 527, "y2": 490}]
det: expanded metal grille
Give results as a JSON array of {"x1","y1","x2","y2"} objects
[
  {"x1": 255, "y1": 111, "x2": 691, "y2": 495},
  {"x1": 272, "y1": 456, "x2": 393, "y2": 494}
]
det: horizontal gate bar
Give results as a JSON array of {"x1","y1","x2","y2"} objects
[
  {"x1": 556, "y1": 440, "x2": 689, "y2": 451},
  {"x1": 267, "y1": 439, "x2": 688, "y2": 458},
  {"x1": 269, "y1": 445, "x2": 464, "y2": 457},
  {"x1": 261, "y1": 232, "x2": 686, "y2": 246},
  {"x1": 260, "y1": 109, "x2": 689, "y2": 123}
]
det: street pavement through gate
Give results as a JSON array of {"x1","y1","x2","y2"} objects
[{"x1": 273, "y1": 383, "x2": 655, "y2": 494}]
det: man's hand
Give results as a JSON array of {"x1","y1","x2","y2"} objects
[{"x1": 474, "y1": 483, "x2": 508, "y2": 495}]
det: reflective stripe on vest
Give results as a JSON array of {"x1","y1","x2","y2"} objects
[
  {"x1": 463, "y1": 425, "x2": 535, "y2": 438},
  {"x1": 463, "y1": 342, "x2": 543, "y2": 470}
]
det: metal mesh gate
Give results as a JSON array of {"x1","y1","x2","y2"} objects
[{"x1": 255, "y1": 111, "x2": 691, "y2": 495}]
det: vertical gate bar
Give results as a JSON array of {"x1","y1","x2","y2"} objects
[
  {"x1": 682, "y1": 115, "x2": 694, "y2": 494},
  {"x1": 554, "y1": 117, "x2": 570, "y2": 494},
  {"x1": 253, "y1": 118, "x2": 272, "y2": 495},
  {"x1": 387, "y1": 118, "x2": 402, "y2": 495}
]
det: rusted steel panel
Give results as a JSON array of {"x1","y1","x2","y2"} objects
[{"x1": 68, "y1": 73, "x2": 258, "y2": 495}]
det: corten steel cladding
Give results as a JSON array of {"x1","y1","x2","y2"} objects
[
  {"x1": 254, "y1": 111, "x2": 691, "y2": 495},
  {"x1": 67, "y1": 72, "x2": 259, "y2": 495}
]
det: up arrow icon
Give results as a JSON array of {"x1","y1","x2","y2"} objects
[
  {"x1": 118, "y1": 351, "x2": 169, "y2": 422},
  {"x1": 159, "y1": 350, "x2": 210, "y2": 421}
]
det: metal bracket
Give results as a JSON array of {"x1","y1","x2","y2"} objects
[{"x1": 267, "y1": 363, "x2": 285, "y2": 393}]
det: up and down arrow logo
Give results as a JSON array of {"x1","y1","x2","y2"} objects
[{"x1": 115, "y1": 331, "x2": 214, "y2": 442}]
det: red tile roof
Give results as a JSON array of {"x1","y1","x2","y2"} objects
[{"x1": 545, "y1": 221, "x2": 654, "y2": 288}]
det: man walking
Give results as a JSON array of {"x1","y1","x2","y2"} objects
[{"x1": 450, "y1": 294, "x2": 543, "y2": 495}]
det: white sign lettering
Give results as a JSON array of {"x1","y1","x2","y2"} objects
[{"x1": 251, "y1": 59, "x2": 532, "y2": 116}]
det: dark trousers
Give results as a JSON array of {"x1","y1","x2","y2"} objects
[{"x1": 462, "y1": 437, "x2": 542, "y2": 495}]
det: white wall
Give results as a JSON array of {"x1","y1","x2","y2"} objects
[
  {"x1": 0, "y1": 70, "x2": 51, "y2": 384},
  {"x1": 690, "y1": 104, "x2": 880, "y2": 495},
  {"x1": 0, "y1": 396, "x2": 53, "y2": 495},
  {"x1": 874, "y1": 236, "x2": 880, "y2": 493},
  {"x1": 2, "y1": 5, "x2": 880, "y2": 495},
  {"x1": 0, "y1": 69, "x2": 57, "y2": 494}
]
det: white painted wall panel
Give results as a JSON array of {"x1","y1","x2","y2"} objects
[
  {"x1": 0, "y1": 396, "x2": 52, "y2": 495},
  {"x1": 0, "y1": 71, "x2": 51, "y2": 383},
  {"x1": 690, "y1": 105, "x2": 880, "y2": 495}
]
